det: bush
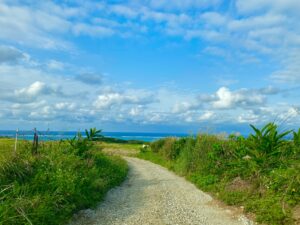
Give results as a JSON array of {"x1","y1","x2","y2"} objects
[
  {"x1": 150, "y1": 139, "x2": 166, "y2": 153},
  {"x1": 139, "y1": 123, "x2": 300, "y2": 225},
  {"x1": 0, "y1": 135, "x2": 128, "y2": 225},
  {"x1": 293, "y1": 128, "x2": 300, "y2": 146}
]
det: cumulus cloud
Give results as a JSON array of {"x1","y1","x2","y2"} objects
[
  {"x1": 172, "y1": 101, "x2": 200, "y2": 113},
  {"x1": 198, "y1": 111, "x2": 215, "y2": 121},
  {"x1": 168, "y1": 85, "x2": 294, "y2": 125},
  {"x1": 0, "y1": 0, "x2": 299, "y2": 129},
  {"x1": 93, "y1": 91, "x2": 155, "y2": 110},
  {"x1": 11, "y1": 81, "x2": 65, "y2": 103},
  {"x1": 204, "y1": 87, "x2": 267, "y2": 109},
  {"x1": 172, "y1": 86, "x2": 272, "y2": 114},
  {"x1": 237, "y1": 111, "x2": 260, "y2": 123}
]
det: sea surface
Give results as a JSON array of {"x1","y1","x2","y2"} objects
[{"x1": 0, "y1": 130, "x2": 189, "y2": 142}]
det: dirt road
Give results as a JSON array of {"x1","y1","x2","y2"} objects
[{"x1": 70, "y1": 157, "x2": 253, "y2": 225}]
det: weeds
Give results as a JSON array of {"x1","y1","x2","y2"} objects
[
  {"x1": 293, "y1": 128, "x2": 300, "y2": 146},
  {"x1": 0, "y1": 130, "x2": 128, "y2": 225},
  {"x1": 139, "y1": 123, "x2": 300, "y2": 225}
]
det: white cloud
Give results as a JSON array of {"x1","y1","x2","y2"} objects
[
  {"x1": 271, "y1": 52, "x2": 300, "y2": 82},
  {"x1": 237, "y1": 111, "x2": 260, "y2": 123},
  {"x1": 0, "y1": 45, "x2": 27, "y2": 63},
  {"x1": 0, "y1": 2, "x2": 71, "y2": 49},
  {"x1": 235, "y1": 0, "x2": 300, "y2": 14},
  {"x1": 12, "y1": 81, "x2": 64, "y2": 103},
  {"x1": 16, "y1": 81, "x2": 48, "y2": 97},
  {"x1": 55, "y1": 102, "x2": 76, "y2": 111},
  {"x1": 210, "y1": 87, "x2": 265, "y2": 109},
  {"x1": 198, "y1": 111, "x2": 215, "y2": 121},
  {"x1": 110, "y1": 5, "x2": 138, "y2": 18},
  {"x1": 287, "y1": 107, "x2": 300, "y2": 117},
  {"x1": 46, "y1": 60, "x2": 65, "y2": 71},
  {"x1": 200, "y1": 12, "x2": 227, "y2": 26},
  {"x1": 172, "y1": 101, "x2": 200, "y2": 113},
  {"x1": 129, "y1": 105, "x2": 145, "y2": 116},
  {"x1": 0, "y1": 1, "x2": 299, "y2": 129},
  {"x1": 228, "y1": 13, "x2": 286, "y2": 31},
  {"x1": 149, "y1": 0, "x2": 221, "y2": 11},
  {"x1": 93, "y1": 91, "x2": 154, "y2": 110},
  {"x1": 141, "y1": 9, "x2": 191, "y2": 26}
]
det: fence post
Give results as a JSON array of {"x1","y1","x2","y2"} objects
[
  {"x1": 32, "y1": 128, "x2": 38, "y2": 155},
  {"x1": 14, "y1": 128, "x2": 18, "y2": 154}
]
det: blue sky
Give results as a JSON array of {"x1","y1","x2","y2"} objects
[{"x1": 0, "y1": 0, "x2": 300, "y2": 133}]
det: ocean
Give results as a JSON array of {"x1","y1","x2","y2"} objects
[{"x1": 0, "y1": 130, "x2": 189, "y2": 142}]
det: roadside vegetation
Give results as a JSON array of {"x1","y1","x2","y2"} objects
[
  {"x1": 139, "y1": 123, "x2": 300, "y2": 225},
  {"x1": 0, "y1": 128, "x2": 128, "y2": 225}
]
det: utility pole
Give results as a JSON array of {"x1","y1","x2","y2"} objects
[{"x1": 32, "y1": 128, "x2": 38, "y2": 155}]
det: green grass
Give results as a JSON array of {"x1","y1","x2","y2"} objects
[
  {"x1": 0, "y1": 137, "x2": 128, "y2": 225},
  {"x1": 100, "y1": 142, "x2": 142, "y2": 151},
  {"x1": 138, "y1": 123, "x2": 300, "y2": 225}
]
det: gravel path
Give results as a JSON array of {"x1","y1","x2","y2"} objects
[{"x1": 70, "y1": 157, "x2": 254, "y2": 225}]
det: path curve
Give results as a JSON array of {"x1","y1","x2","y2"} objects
[{"x1": 70, "y1": 157, "x2": 253, "y2": 225}]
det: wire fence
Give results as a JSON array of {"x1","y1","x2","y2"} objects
[{"x1": 0, "y1": 129, "x2": 80, "y2": 154}]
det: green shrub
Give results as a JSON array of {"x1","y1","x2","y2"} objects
[
  {"x1": 139, "y1": 123, "x2": 300, "y2": 225},
  {"x1": 246, "y1": 194, "x2": 293, "y2": 225},
  {"x1": 0, "y1": 134, "x2": 128, "y2": 225},
  {"x1": 150, "y1": 139, "x2": 166, "y2": 153},
  {"x1": 248, "y1": 123, "x2": 291, "y2": 156},
  {"x1": 293, "y1": 128, "x2": 300, "y2": 146}
]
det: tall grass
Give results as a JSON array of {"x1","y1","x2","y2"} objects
[
  {"x1": 0, "y1": 133, "x2": 128, "y2": 225},
  {"x1": 139, "y1": 123, "x2": 300, "y2": 225}
]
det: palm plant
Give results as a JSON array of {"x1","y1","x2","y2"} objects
[
  {"x1": 248, "y1": 123, "x2": 291, "y2": 155},
  {"x1": 85, "y1": 128, "x2": 103, "y2": 141},
  {"x1": 247, "y1": 123, "x2": 292, "y2": 172},
  {"x1": 68, "y1": 128, "x2": 102, "y2": 156},
  {"x1": 293, "y1": 128, "x2": 300, "y2": 146}
]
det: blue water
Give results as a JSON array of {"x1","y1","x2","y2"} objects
[{"x1": 0, "y1": 130, "x2": 189, "y2": 142}]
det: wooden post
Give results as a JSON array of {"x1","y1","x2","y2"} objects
[
  {"x1": 14, "y1": 128, "x2": 18, "y2": 154},
  {"x1": 32, "y1": 128, "x2": 38, "y2": 155}
]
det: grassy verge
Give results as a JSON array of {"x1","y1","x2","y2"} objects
[
  {"x1": 101, "y1": 142, "x2": 142, "y2": 151},
  {"x1": 0, "y1": 137, "x2": 128, "y2": 225},
  {"x1": 101, "y1": 142, "x2": 143, "y2": 157},
  {"x1": 138, "y1": 123, "x2": 300, "y2": 225}
]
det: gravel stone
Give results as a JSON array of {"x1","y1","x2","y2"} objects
[{"x1": 69, "y1": 157, "x2": 254, "y2": 225}]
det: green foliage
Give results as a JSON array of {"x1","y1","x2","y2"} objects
[
  {"x1": 85, "y1": 128, "x2": 103, "y2": 141},
  {"x1": 68, "y1": 133, "x2": 93, "y2": 157},
  {"x1": 293, "y1": 128, "x2": 300, "y2": 146},
  {"x1": 0, "y1": 132, "x2": 128, "y2": 225},
  {"x1": 248, "y1": 123, "x2": 291, "y2": 155},
  {"x1": 246, "y1": 194, "x2": 293, "y2": 225},
  {"x1": 98, "y1": 136, "x2": 146, "y2": 144},
  {"x1": 139, "y1": 123, "x2": 300, "y2": 225},
  {"x1": 246, "y1": 123, "x2": 293, "y2": 174},
  {"x1": 150, "y1": 139, "x2": 166, "y2": 153}
]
